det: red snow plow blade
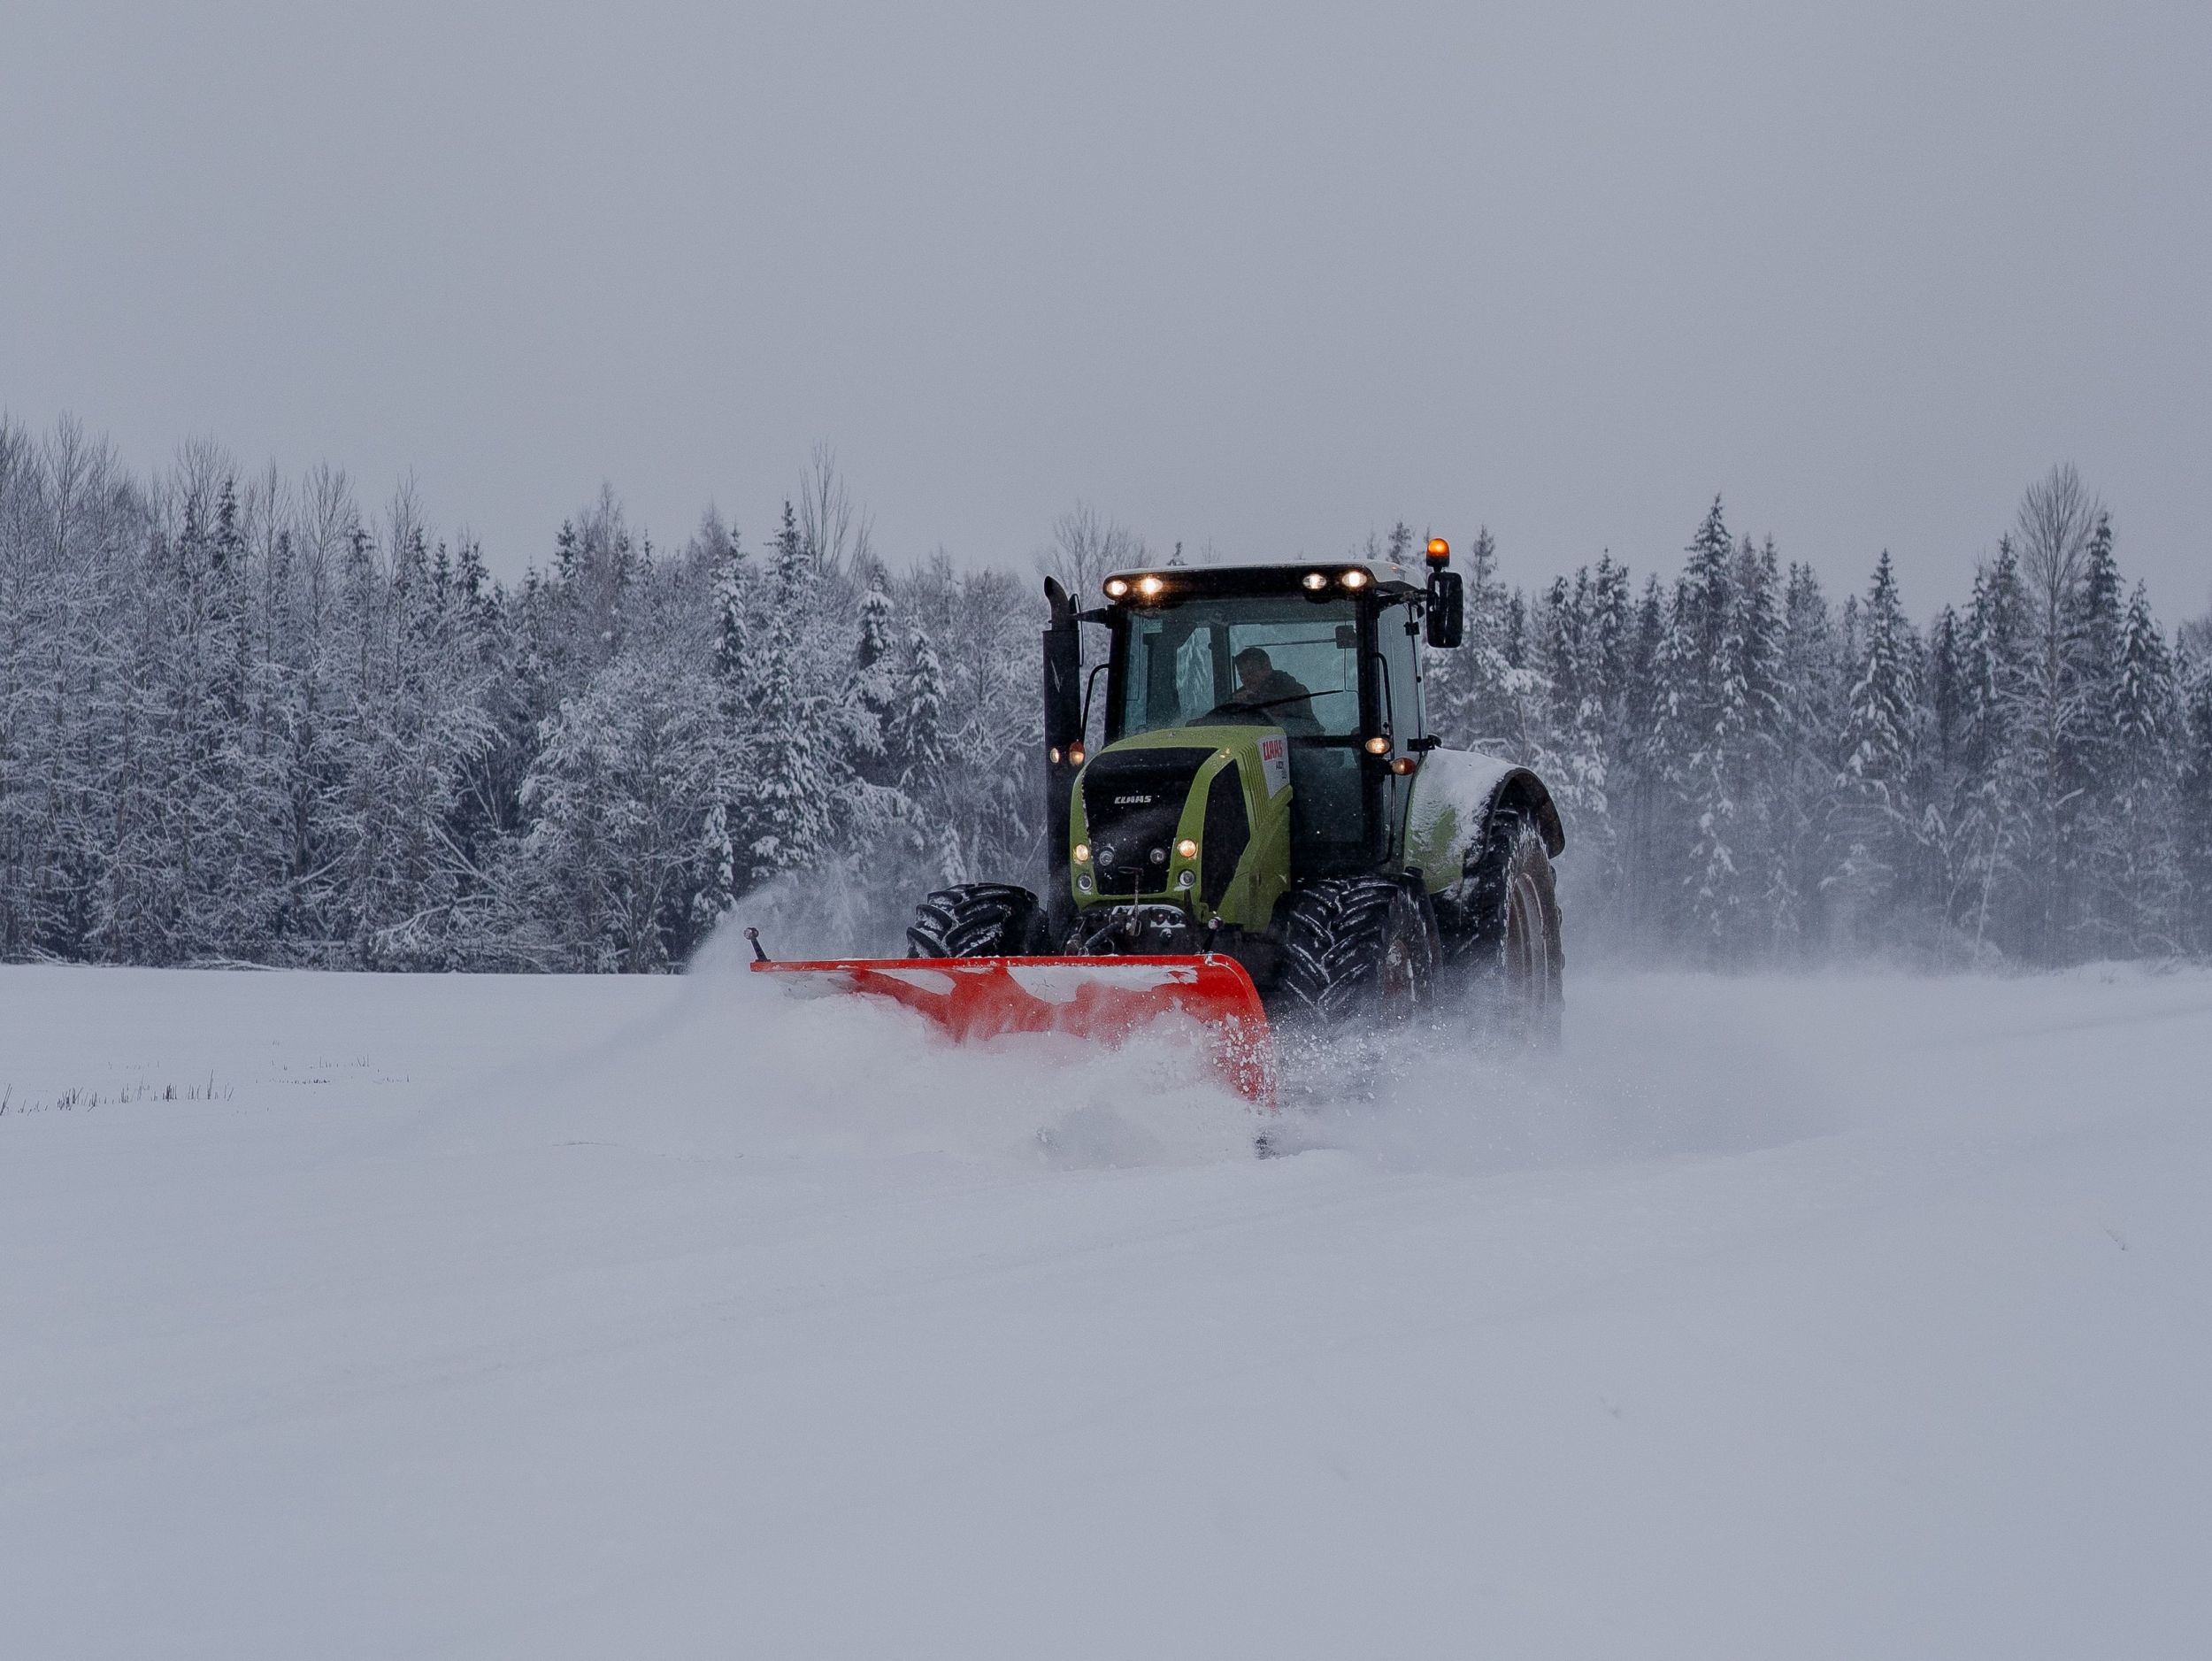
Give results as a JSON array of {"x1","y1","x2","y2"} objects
[{"x1": 750, "y1": 953, "x2": 1275, "y2": 1104}]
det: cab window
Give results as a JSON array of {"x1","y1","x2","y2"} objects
[
  {"x1": 1116, "y1": 596, "x2": 1363, "y2": 738},
  {"x1": 1375, "y1": 596, "x2": 1422, "y2": 740}
]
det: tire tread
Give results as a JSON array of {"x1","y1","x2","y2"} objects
[
  {"x1": 1273, "y1": 876, "x2": 1433, "y2": 1021},
  {"x1": 905, "y1": 883, "x2": 1047, "y2": 957}
]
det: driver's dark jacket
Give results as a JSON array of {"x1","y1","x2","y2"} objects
[{"x1": 1230, "y1": 669, "x2": 1322, "y2": 733}]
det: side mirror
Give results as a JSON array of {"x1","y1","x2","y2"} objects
[{"x1": 1425, "y1": 570, "x2": 1464, "y2": 649}]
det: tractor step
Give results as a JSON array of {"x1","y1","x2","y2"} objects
[{"x1": 750, "y1": 953, "x2": 1274, "y2": 1104}]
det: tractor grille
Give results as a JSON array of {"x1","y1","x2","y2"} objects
[{"x1": 1080, "y1": 746, "x2": 1212, "y2": 897}]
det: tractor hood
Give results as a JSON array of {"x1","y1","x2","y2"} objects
[{"x1": 1068, "y1": 727, "x2": 1294, "y2": 927}]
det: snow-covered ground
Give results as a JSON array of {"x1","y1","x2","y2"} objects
[{"x1": 3, "y1": 949, "x2": 2208, "y2": 1659}]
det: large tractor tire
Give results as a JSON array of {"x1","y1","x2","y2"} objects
[
  {"x1": 1442, "y1": 811, "x2": 1563, "y2": 1045},
  {"x1": 905, "y1": 883, "x2": 1049, "y2": 958},
  {"x1": 1272, "y1": 876, "x2": 1440, "y2": 1023}
]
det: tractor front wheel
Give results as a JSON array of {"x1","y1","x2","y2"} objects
[
  {"x1": 1272, "y1": 877, "x2": 1440, "y2": 1024},
  {"x1": 905, "y1": 884, "x2": 1049, "y2": 958}
]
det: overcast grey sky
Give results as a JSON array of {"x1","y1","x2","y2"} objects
[{"x1": 5, "y1": 0, "x2": 2208, "y2": 617}]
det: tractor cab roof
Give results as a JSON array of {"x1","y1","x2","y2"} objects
[{"x1": 1097, "y1": 560, "x2": 1421, "y2": 605}]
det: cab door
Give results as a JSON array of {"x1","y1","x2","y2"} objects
[{"x1": 1369, "y1": 596, "x2": 1425, "y2": 863}]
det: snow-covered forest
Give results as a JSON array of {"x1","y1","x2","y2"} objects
[{"x1": 2, "y1": 416, "x2": 2206, "y2": 971}]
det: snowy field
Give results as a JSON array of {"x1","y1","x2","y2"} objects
[{"x1": 3, "y1": 948, "x2": 2208, "y2": 1659}]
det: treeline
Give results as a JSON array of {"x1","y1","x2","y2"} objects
[
  {"x1": 0, "y1": 423, "x2": 1039, "y2": 970},
  {"x1": 1, "y1": 417, "x2": 2205, "y2": 971},
  {"x1": 1420, "y1": 470, "x2": 2212, "y2": 965}
]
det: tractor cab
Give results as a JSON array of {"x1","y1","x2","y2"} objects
[{"x1": 1105, "y1": 565, "x2": 1427, "y2": 876}]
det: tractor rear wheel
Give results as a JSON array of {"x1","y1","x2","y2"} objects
[
  {"x1": 1445, "y1": 813, "x2": 1563, "y2": 1045},
  {"x1": 1272, "y1": 877, "x2": 1440, "y2": 1024},
  {"x1": 904, "y1": 884, "x2": 1049, "y2": 958}
]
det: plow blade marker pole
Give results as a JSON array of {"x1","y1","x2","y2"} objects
[{"x1": 749, "y1": 953, "x2": 1275, "y2": 1105}]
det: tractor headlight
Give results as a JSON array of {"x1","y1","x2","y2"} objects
[
  {"x1": 1135, "y1": 574, "x2": 1166, "y2": 598},
  {"x1": 1102, "y1": 577, "x2": 1130, "y2": 598},
  {"x1": 1340, "y1": 568, "x2": 1371, "y2": 589},
  {"x1": 1076, "y1": 873, "x2": 1093, "y2": 894},
  {"x1": 1176, "y1": 870, "x2": 1195, "y2": 890},
  {"x1": 1302, "y1": 571, "x2": 1328, "y2": 591},
  {"x1": 1363, "y1": 734, "x2": 1390, "y2": 755},
  {"x1": 1073, "y1": 842, "x2": 1091, "y2": 864},
  {"x1": 1175, "y1": 837, "x2": 1198, "y2": 860}
]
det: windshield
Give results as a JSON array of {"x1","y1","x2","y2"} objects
[{"x1": 1114, "y1": 596, "x2": 1363, "y2": 739}]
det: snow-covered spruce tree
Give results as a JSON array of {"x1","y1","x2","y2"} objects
[
  {"x1": 1734, "y1": 536, "x2": 1793, "y2": 952},
  {"x1": 826, "y1": 569, "x2": 908, "y2": 854},
  {"x1": 1637, "y1": 582, "x2": 1697, "y2": 948},
  {"x1": 848, "y1": 564, "x2": 901, "y2": 787},
  {"x1": 2063, "y1": 510, "x2": 2131, "y2": 956},
  {"x1": 1612, "y1": 573, "x2": 1671, "y2": 944},
  {"x1": 1826, "y1": 551, "x2": 1922, "y2": 955},
  {"x1": 1681, "y1": 607, "x2": 1745, "y2": 954},
  {"x1": 878, "y1": 608, "x2": 963, "y2": 892},
  {"x1": 1581, "y1": 555, "x2": 1637, "y2": 922},
  {"x1": 1955, "y1": 538, "x2": 2035, "y2": 959},
  {"x1": 728, "y1": 503, "x2": 841, "y2": 883},
  {"x1": 1916, "y1": 600, "x2": 1983, "y2": 960},
  {"x1": 697, "y1": 511, "x2": 758, "y2": 914},
  {"x1": 1497, "y1": 588, "x2": 1538, "y2": 754},
  {"x1": 709, "y1": 516, "x2": 750, "y2": 688},
  {"x1": 1647, "y1": 498, "x2": 1746, "y2": 957},
  {"x1": 893, "y1": 620, "x2": 948, "y2": 792},
  {"x1": 2107, "y1": 583, "x2": 2184, "y2": 954},
  {"x1": 1777, "y1": 561, "x2": 1841, "y2": 953}
]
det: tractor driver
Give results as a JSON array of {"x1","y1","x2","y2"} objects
[{"x1": 1220, "y1": 646, "x2": 1322, "y2": 733}]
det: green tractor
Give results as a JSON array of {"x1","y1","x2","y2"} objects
[{"x1": 902, "y1": 542, "x2": 1566, "y2": 1038}]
